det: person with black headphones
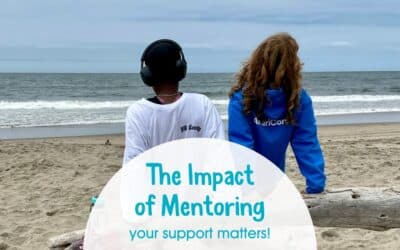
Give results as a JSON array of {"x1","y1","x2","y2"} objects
[{"x1": 123, "y1": 39, "x2": 225, "y2": 165}]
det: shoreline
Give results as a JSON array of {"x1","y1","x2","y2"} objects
[{"x1": 1, "y1": 111, "x2": 400, "y2": 140}]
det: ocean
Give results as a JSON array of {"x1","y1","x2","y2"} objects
[{"x1": 1, "y1": 72, "x2": 400, "y2": 137}]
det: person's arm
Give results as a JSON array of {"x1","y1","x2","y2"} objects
[
  {"x1": 203, "y1": 98, "x2": 225, "y2": 139},
  {"x1": 123, "y1": 106, "x2": 148, "y2": 165},
  {"x1": 290, "y1": 91, "x2": 326, "y2": 193},
  {"x1": 228, "y1": 92, "x2": 254, "y2": 149}
]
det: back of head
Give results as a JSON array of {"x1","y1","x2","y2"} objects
[
  {"x1": 140, "y1": 39, "x2": 187, "y2": 86},
  {"x1": 255, "y1": 33, "x2": 301, "y2": 87},
  {"x1": 231, "y1": 32, "x2": 302, "y2": 124}
]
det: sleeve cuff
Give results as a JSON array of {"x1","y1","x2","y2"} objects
[{"x1": 306, "y1": 186, "x2": 325, "y2": 194}]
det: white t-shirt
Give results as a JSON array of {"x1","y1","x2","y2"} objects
[{"x1": 123, "y1": 93, "x2": 225, "y2": 165}]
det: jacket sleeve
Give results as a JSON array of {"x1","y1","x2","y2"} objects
[
  {"x1": 228, "y1": 92, "x2": 254, "y2": 149},
  {"x1": 123, "y1": 107, "x2": 147, "y2": 166},
  {"x1": 290, "y1": 91, "x2": 326, "y2": 193}
]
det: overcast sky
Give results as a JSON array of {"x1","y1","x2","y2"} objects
[{"x1": 1, "y1": 0, "x2": 399, "y2": 72}]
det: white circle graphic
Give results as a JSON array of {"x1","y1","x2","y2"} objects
[{"x1": 84, "y1": 138, "x2": 316, "y2": 249}]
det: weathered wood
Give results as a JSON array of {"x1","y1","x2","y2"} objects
[
  {"x1": 48, "y1": 229, "x2": 84, "y2": 249},
  {"x1": 48, "y1": 187, "x2": 400, "y2": 248},
  {"x1": 304, "y1": 187, "x2": 400, "y2": 231}
]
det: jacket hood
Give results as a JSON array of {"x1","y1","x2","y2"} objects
[{"x1": 265, "y1": 88, "x2": 288, "y2": 120}]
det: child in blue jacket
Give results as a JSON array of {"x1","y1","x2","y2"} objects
[{"x1": 228, "y1": 33, "x2": 326, "y2": 194}]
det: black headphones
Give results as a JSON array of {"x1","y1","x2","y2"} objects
[{"x1": 140, "y1": 39, "x2": 187, "y2": 86}]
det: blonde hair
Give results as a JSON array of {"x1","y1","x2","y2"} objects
[{"x1": 230, "y1": 32, "x2": 302, "y2": 124}]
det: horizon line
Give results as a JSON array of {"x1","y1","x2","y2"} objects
[{"x1": 1, "y1": 70, "x2": 400, "y2": 74}]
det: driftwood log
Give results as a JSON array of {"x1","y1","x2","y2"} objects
[
  {"x1": 304, "y1": 187, "x2": 400, "y2": 231},
  {"x1": 48, "y1": 187, "x2": 400, "y2": 249},
  {"x1": 48, "y1": 229, "x2": 84, "y2": 250}
]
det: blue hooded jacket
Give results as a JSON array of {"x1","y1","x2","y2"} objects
[{"x1": 228, "y1": 88, "x2": 326, "y2": 193}]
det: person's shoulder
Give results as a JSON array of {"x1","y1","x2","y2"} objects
[
  {"x1": 184, "y1": 92, "x2": 208, "y2": 100},
  {"x1": 126, "y1": 99, "x2": 148, "y2": 116},
  {"x1": 182, "y1": 93, "x2": 220, "y2": 115},
  {"x1": 183, "y1": 93, "x2": 213, "y2": 105},
  {"x1": 229, "y1": 89, "x2": 244, "y2": 102},
  {"x1": 299, "y1": 88, "x2": 312, "y2": 105}
]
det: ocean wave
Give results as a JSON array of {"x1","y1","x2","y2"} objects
[
  {"x1": 312, "y1": 95, "x2": 400, "y2": 103},
  {"x1": 212, "y1": 100, "x2": 229, "y2": 105},
  {"x1": 315, "y1": 108, "x2": 400, "y2": 115},
  {"x1": 0, "y1": 100, "x2": 136, "y2": 110},
  {"x1": 0, "y1": 99, "x2": 231, "y2": 110},
  {"x1": 2, "y1": 108, "x2": 400, "y2": 128},
  {"x1": 0, "y1": 119, "x2": 125, "y2": 128},
  {"x1": 1, "y1": 95, "x2": 400, "y2": 110},
  {"x1": 213, "y1": 95, "x2": 400, "y2": 105}
]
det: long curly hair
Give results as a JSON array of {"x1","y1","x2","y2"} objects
[{"x1": 230, "y1": 32, "x2": 303, "y2": 124}]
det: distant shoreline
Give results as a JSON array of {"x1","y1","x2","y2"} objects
[{"x1": 1, "y1": 111, "x2": 400, "y2": 140}]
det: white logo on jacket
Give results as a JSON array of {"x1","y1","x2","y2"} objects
[{"x1": 254, "y1": 117, "x2": 288, "y2": 126}]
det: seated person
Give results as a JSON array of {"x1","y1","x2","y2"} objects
[{"x1": 228, "y1": 33, "x2": 326, "y2": 193}]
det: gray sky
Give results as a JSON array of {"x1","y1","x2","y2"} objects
[{"x1": 1, "y1": 0, "x2": 399, "y2": 72}]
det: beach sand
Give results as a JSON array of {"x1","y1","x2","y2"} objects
[{"x1": 0, "y1": 123, "x2": 399, "y2": 249}]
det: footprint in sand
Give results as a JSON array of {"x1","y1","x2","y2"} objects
[
  {"x1": 73, "y1": 170, "x2": 81, "y2": 177},
  {"x1": 13, "y1": 225, "x2": 29, "y2": 234},
  {"x1": 31, "y1": 228, "x2": 46, "y2": 234},
  {"x1": 46, "y1": 209, "x2": 58, "y2": 216},
  {"x1": 108, "y1": 164, "x2": 121, "y2": 170},
  {"x1": 383, "y1": 161, "x2": 393, "y2": 167},
  {"x1": 321, "y1": 229, "x2": 339, "y2": 241},
  {"x1": 0, "y1": 242, "x2": 9, "y2": 250},
  {"x1": 0, "y1": 232, "x2": 9, "y2": 238}
]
